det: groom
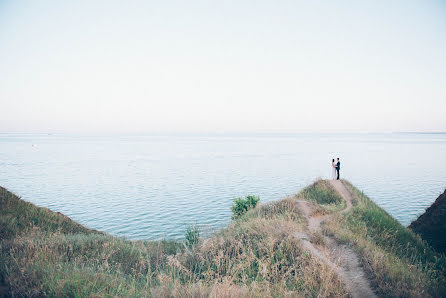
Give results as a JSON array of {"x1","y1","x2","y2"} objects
[{"x1": 336, "y1": 158, "x2": 341, "y2": 180}]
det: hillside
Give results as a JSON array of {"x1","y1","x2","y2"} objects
[
  {"x1": 1, "y1": 181, "x2": 445, "y2": 297},
  {"x1": 409, "y1": 189, "x2": 446, "y2": 254}
]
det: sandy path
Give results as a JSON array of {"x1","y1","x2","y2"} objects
[{"x1": 294, "y1": 180, "x2": 376, "y2": 298}]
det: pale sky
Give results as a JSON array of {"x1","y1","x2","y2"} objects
[{"x1": 1, "y1": 0, "x2": 445, "y2": 133}]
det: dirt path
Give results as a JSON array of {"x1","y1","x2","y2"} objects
[{"x1": 294, "y1": 180, "x2": 376, "y2": 298}]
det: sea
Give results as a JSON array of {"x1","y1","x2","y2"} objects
[{"x1": 1, "y1": 133, "x2": 445, "y2": 240}]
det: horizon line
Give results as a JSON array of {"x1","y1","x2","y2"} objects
[{"x1": 0, "y1": 130, "x2": 445, "y2": 135}]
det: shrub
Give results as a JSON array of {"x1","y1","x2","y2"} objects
[
  {"x1": 231, "y1": 195, "x2": 260, "y2": 219},
  {"x1": 184, "y1": 225, "x2": 200, "y2": 249}
]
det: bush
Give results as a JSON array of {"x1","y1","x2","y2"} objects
[
  {"x1": 184, "y1": 225, "x2": 200, "y2": 249},
  {"x1": 231, "y1": 195, "x2": 260, "y2": 219}
]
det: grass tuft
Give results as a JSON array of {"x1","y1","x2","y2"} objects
[
  {"x1": 298, "y1": 180, "x2": 345, "y2": 212},
  {"x1": 184, "y1": 225, "x2": 200, "y2": 250}
]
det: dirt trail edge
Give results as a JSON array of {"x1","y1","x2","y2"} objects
[{"x1": 293, "y1": 180, "x2": 377, "y2": 298}]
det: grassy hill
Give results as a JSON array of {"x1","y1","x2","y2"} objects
[{"x1": 1, "y1": 181, "x2": 445, "y2": 297}]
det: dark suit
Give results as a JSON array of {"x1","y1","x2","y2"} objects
[{"x1": 336, "y1": 161, "x2": 340, "y2": 180}]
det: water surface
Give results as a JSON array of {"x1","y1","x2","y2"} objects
[{"x1": 0, "y1": 133, "x2": 445, "y2": 240}]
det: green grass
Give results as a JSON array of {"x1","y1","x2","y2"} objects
[
  {"x1": 0, "y1": 186, "x2": 96, "y2": 239},
  {"x1": 323, "y1": 180, "x2": 446, "y2": 297},
  {"x1": 184, "y1": 224, "x2": 200, "y2": 249},
  {"x1": 298, "y1": 179, "x2": 346, "y2": 212}
]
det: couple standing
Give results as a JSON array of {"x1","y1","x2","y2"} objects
[{"x1": 331, "y1": 158, "x2": 341, "y2": 180}]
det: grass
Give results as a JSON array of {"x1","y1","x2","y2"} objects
[
  {"x1": 184, "y1": 225, "x2": 200, "y2": 249},
  {"x1": 323, "y1": 180, "x2": 446, "y2": 297},
  {"x1": 298, "y1": 179, "x2": 346, "y2": 213},
  {"x1": 0, "y1": 186, "x2": 347, "y2": 297},
  {"x1": 0, "y1": 186, "x2": 97, "y2": 239},
  {"x1": 2, "y1": 181, "x2": 445, "y2": 297}
]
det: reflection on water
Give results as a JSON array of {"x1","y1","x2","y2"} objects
[{"x1": 0, "y1": 133, "x2": 445, "y2": 240}]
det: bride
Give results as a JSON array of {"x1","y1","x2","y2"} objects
[{"x1": 331, "y1": 158, "x2": 337, "y2": 180}]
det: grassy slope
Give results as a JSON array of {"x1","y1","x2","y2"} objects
[
  {"x1": 321, "y1": 181, "x2": 446, "y2": 297},
  {"x1": 0, "y1": 186, "x2": 97, "y2": 239},
  {"x1": 1, "y1": 186, "x2": 346, "y2": 297},
  {"x1": 1, "y1": 181, "x2": 445, "y2": 297}
]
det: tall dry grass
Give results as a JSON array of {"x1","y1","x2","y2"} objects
[
  {"x1": 1, "y1": 187, "x2": 348, "y2": 297},
  {"x1": 3, "y1": 180, "x2": 444, "y2": 297}
]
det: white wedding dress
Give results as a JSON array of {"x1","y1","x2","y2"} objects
[{"x1": 331, "y1": 162, "x2": 337, "y2": 180}]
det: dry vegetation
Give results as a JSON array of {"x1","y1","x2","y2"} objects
[
  {"x1": 0, "y1": 187, "x2": 346, "y2": 297},
  {"x1": 1, "y1": 180, "x2": 445, "y2": 297}
]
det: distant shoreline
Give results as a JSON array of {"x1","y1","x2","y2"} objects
[
  {"x1": 394, "y1": 132, "x2": 446, "y2": 134},
  {"x1": 1, "y1": 131, "x2": 446, "y2": 136}
]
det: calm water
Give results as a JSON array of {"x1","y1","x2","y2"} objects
[{"x1": 1, "y1": 133, "x2": 445, "y2": 240}]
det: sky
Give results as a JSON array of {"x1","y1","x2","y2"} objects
[{"x1": 0, "y1": 0, "x2": 445, "y2": 133}]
